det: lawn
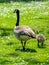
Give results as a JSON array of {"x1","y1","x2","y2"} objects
[{"x1": 0, "y1": 1, "x2": 49, "y2": 65}]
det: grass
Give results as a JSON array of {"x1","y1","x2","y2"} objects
[{"x1": 0, "y1": 1, "x2": 49, "y2": 65}]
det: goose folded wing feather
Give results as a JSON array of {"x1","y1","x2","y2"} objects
[{"x1": 19, "y1": 28, "x2": 35, "y2": 38}]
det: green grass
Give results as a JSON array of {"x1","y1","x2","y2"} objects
[{"x1": 0, "y1": 1, "x2": 49, "y2": 65}]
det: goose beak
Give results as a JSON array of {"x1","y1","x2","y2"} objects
[
  {"x1": 13, "y1": 11, "x2": 15, "y2": 13},
  {"x1": 13, "y1": 9, "x2": 17, "y2": 13},
  {"x1": 13, "y1": 11, "x2": 17, "y2": 13}
]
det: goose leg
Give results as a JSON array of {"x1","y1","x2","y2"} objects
[
  {"x1": 21, "y1": 40, "x2": 24, "y2": 50},
  {"x1": 38, "y1": 41, "x2": 39, "y2": 47},
  {"x1": 23, "y1": 41, "x2": 26, "y2": 50},
  {"x1": 41, "y1": 42, "x2": 43, "y2": 46}
]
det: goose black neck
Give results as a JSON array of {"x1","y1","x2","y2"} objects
[{"x1": 16, "y1": 12, "x2": 19, "y2": 26}]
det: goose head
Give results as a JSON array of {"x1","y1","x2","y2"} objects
[{"x1": 14, "y1": 9, "x2": 19, "y2": 13}]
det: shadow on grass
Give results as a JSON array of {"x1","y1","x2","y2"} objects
[
  {"x1": 0, "y1": 31, "x2": 13, "y2": 37},
  {"x1": 5, "y1": 52, "x2": 19, "y2": 57},
  {"x1": 38, "y1": 46, "x2": 46, "y2": 48},
  {"x1": 0, "y1": 60, "x2": 12, "y2": 64},
  {"x1": 7, "y1": 42, "x2": 14, "y2": 45},
  {"x1": 15, "y1": 48, "x2": 37, "y2": 52},
  {"x1": 0, "y1": 0, "x2": 46, "y2": 3},
  {"x1": 0, "y1": 27, "x2": 13, "y2": 31},
  {"x1": 0, "y1": 27, "x2": 13, "y2": 37},
  {"x1": 38, "y1": 44, "x2": 46, "y2": 48},
  {"x1": 0, "y1": 58, "x2": 49, "y2": 65},
  {"x1": 25, "y1": 58, "x2": 49, "y2": 65}
]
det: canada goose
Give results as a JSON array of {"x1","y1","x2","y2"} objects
[
  {"x1": 14, "y1": 9, "x2": 36, "y2": 50},
  {"x1": 36, "y1": 32, "x2": 47, "y2": 47}
]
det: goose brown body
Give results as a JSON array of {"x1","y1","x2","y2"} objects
[{"x1": 14, "y1": 26, "x2": 35, "y2": 41}]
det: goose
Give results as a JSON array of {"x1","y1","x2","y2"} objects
[
  {"x1": 36, "y1": 32, "x2": 47, "y2": 47},
  {"x1": 14, "y1": 9, "x2": 36, "y2": 50}
]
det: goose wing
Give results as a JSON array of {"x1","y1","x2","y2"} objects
[
  {"x1": 14, "y1": 26, "x2": 35, "y2": 38},
  {"x1": 23, "y1": 28, "x2": 35, "y2": 38}
]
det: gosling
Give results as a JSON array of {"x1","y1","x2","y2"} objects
[{"x1": 36, "y1": 33, "x2": 47, "y2": 47}]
